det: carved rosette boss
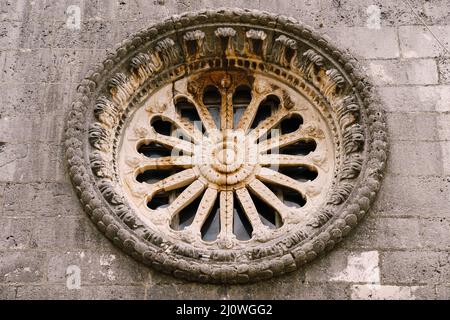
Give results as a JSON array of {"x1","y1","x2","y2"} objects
[{"x1": 65, "y1": 9, "x2": 388, "y2": 283}]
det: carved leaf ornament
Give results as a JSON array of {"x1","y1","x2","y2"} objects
[{"x1": 65, "y1": 9, "x2": 388, "y2": 283}]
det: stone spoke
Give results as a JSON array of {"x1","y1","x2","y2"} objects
[
  {"x1": 259, "y1": 153, "x2": 315, "y2": 167},
  {"x1": 235, "y1": 187, "x2": 268, "y2": 234},
  {"x1": 124, "y1": 168, "x2": 198, "y2": 203},
  {"x1": 147, "y1": 133, "x2": 194, "y2": 155},
  {"x1": 236, "y1": 94, "x2": 265, "y2": 132},
  {"x1": 152, "y1": 169, "x2": 198, "y2": 193},
  {"x1": 256, "y1": 167, "x2": 307, "y2": 197},
  {"x1": 247, "y1": 179, "x2": 288, "y2": 220},
  {"x1": 248, "y1": 108, "x2": 289, "y2": 142},
  {"x1": 218, "y1": 191, "x2": 234, "y2": 239},
  {"x1": 188, "y1": 187, "x2": 219, "y2": 234},
  {"x1": 195, "y1": 100, "x2": 219, "y2": 134},
  {"x1": 221, "y1": 90, "x2": 234, "y2": 130},
  {"x1": 142, "y1": 168, "x2": 198, "y2": 196},
  {"x1": 131, "y1": 155, "x2": 193, "y2": 171},
  {"x1": 168, "y1": 180, "x2": 206, "y2": 218},
  {"x1": 258, "y1": 131, "x2": 304, "y2": 153},
  {"x1": 172, "y1": 112, "x2": 204, "y2": 143}
]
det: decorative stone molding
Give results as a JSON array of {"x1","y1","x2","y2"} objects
[{"x1": 64, "y1": 8, "x2": 388, "y2": 283}]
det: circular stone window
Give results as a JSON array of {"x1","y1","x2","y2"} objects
[{"x1": 65, "y1": 9, "x2": 388, "y2": 283}]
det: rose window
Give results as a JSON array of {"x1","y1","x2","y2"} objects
[
  {"x1": 65, "y1": 9, "x2": 388, "y2": 283},
  {"x1": 119, "y1": 70, "x2": 333, "y2": 248}
]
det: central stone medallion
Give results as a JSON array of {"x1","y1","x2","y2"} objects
[{"x1": 198, "y1": 130, "x2": 256, "y2": 188}]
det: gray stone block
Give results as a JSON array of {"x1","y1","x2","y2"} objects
[
  {"x1": 47, "y1": 250, "x2": 149, "y2": 285},
  {"x1": 0, "y1": 142, "x2": 64, "y2": 182},
  {"x1": 113, "y1": 20, "x2": 153, "y2": 44},
  {"x1": 307, "y1": 0, "x2": 418, "y2": 27},
  {"x1": 0, "y1": 83, "x2": 73, "y2": 119},
  {"x1": 227, "y1": 281, "x2": 350, "y2": 300},
  {"x1": 0, "y1": 285, "x2": 17, "y2": 299},
  {"x1": 0, "y1": 143, "x2": 28, "y2": 182},
  {"x1": 323, "y1": 27, "x2": 399, "y2": 59},
  {"x1": 0, "y1": 0, "x2": 27, "y2": 21},
  {"x1": 304, "y1": 248, "x2": 357, "y2": 283},
  {"x1": 386, "y1": 141, "x2": 443, "y2": 176},
  {"x1": 71, "y1": 48, "x2": 108, "y2": 84},
  {"x1": 381, "y1": 251, "x2": 450, "y2": 285},
  {"x1": 346, "y1": 216, "x2": 450, "y2": 251},
  {"x1": 0, "y1": 115, "x2": 64, "y2": 143},
  {"x1": 436, "y1": 285, "x2": 450, "y2": 299},
  {"x1": 438, "y1": 57, "x2": 450, "y2": 84},
  {"x1": 40, "y1": 82, "x2": 75, "y2": 114},
  {"x1": 3, "y1": 182, "x2": 83, "y2": 217},
  {"x1": 399, "y1": 26, "x2": 450, "y2": 58},
  {"x1": 438, "y1": 114, "x2": 450, "y2": 140},
  {"x1": 350, "y1": 284, "x2": 437, "y2": 300},
  {"x1": 363, "y1": 59, "x2": 439, "y2": 86},
  {"x1": 441, "y1": 141, "x2": 450, "y2": 175},
  {"x1": 0, "y1": 183, "x2": 5, "y2": 213},
  {"x1": 26, "y1": 0, "x2": 83, "y2": 22},
  {"x1": 225, "y1": 269, "x2": 306, "y2": 299},
  {"x1": 378, "y1": 85, "x2": 450, "y2": 113},
  {"x1": 196, "y1": 0, "x2": 420, "y2": 28},
  {"x1": 0, "y1": 218, "x2": 36, "y2": 250},
  {"x1": 0, "y1": 251, "x2": 46, "y2": 283},
  {"x1": 13, "y1": 284, "x2": 146, "y2": 300},
  {"x1": 147, "y1": 283, "x2": 227, "y2": 300},
  {"x1": 2, "y1": 49, "x2": 84, "y2": 84},
  {"x1": 406, "y1": 285, "x2": 438, "y2": 300},
  {"x1": 0, "y1": 84, "x2": 44, "y2": 118},
  {"x1": 418, "y1": 218, "x2": 450, "y2": 250},
  {"x1": 420, "y1": 0, "x2": 450, "y2": 25},
  {"x1": 344, "y1": 217, "x2": 421, "y2": 250},
  {"x1": 372, "y1": 174, "x2": 450, "y2": 217},
  {"x1": 3, "y1": 183, "x2": 37, "y2": 214},
  {"x1": 387, "y1": 113, "x2": 440, "y2": 141},
  {"x1": 115, "y1": 0, "x2": 174, "y2": 22},
  {"x1": 33, "y1": 216, "x2": 108, "y2": 249},
  {"x1": 18, "y1": 19, "x2": 54, "y2": 49},
  {"x1": 82, "y1": 0, "x2": 118, "y2": 21},
  {"x1": 33, "y1": 0, "x2": 119, "y2": 22},
  {"x1": 52, "y1": 20, "x2": 116, "y2": 49},
  {"x1": 0, "y1": 21, "x2": 22, "y2": 49}
]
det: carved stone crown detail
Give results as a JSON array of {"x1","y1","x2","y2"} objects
[{"x1": 65, "y1": 8, "x2": 388, "y2": 283}]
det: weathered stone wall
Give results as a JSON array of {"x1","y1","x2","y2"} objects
[{"x1": 0, "y1": 0, "x2": 449, "y2": 299}]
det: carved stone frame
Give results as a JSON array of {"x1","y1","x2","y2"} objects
[{"x1": 64, "y1": 8, "x2": 388, "y2": 283}]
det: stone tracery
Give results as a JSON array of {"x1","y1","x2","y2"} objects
[{"x1": 119, "y1": 70, "x2": 332, "y2": 247}]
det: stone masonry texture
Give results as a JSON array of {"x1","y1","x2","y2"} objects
[{"x1": 0, "y1": 0, "x2": 449, "y2": 300}]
